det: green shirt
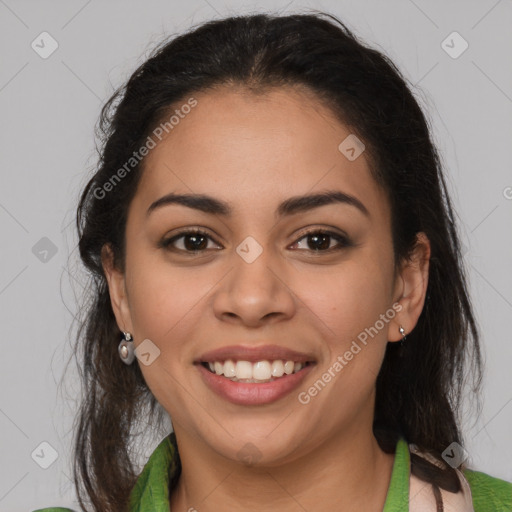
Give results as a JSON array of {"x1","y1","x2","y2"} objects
[{"x1": 33, "y1": 433, "x2": 512, "y2": 511}]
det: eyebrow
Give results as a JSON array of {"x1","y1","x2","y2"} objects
[{"x1": 146, "y1": 190, "x2": 370, "y2": 219}]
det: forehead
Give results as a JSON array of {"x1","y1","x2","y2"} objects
[{"x1": 134, "y1": 85, "x2": 388, "y2": 221}]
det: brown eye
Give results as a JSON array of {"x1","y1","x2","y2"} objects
[
  {"x1": 291, "y1": 230, "x2": 351, "y2": 252},
  {"x1": 160, "y1": 229, "x2": 221, "y2": 253}
]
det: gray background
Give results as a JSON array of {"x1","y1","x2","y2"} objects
[{"x1": 0, "y1": 0, "x2": 511, "y2": 510}]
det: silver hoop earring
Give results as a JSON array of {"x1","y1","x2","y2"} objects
[
  {"x1": 399, "y1": 325, "x2": 407, "y2": 346},
  {"x1": 118, "y1": 331, "x2": 135, "y2": 365}
]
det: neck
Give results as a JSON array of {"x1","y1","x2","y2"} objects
[{"x1": 169, "y1": 424, "x2": 395, "y2": 512}]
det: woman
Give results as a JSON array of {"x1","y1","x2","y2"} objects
[{"x1": 35, "y1": 11, "x2": 512, "y2": 512}]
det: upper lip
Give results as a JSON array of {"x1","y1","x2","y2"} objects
[{"x1": 195, "y1": 344, "x2": 316, "y2": 363}]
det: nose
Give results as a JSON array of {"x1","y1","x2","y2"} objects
[{"x1": 211, "y1": 241, "x2": 296, "y2": 328}]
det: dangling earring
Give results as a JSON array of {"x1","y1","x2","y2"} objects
[
  {"x1": 118, "y1": 331, "x2": 135, "y2": 365},
  {"x1": 398, "y1": 325, "x2": 407, "y2": 346}
]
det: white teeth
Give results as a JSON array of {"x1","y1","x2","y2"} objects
[
  {"x1": 271, "y1": 360, "x2": 284, "y2": 377},
  {"x1": 284, "y1": 361, "x2": 294, "y2": 375},
  {"x1": 235, "y1": 361, "x2": 253, "y2": 379},
  {"x1": 253, "y1": 361, "x2": 271, "y2": 380},
  {"x1": 205, "y1": 359, "x2": 306, "y2": 381},
  {"x1": 223, "y1": 359, "x2": 236, "y2": 378}
]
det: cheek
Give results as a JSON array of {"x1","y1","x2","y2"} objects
[
  {"x1": 305, "y1": 258, "x2": 393, "y2": 342},
  {"x1": 300, "y1": 260, "x2": 394, "y2": 406},
  {"x1": 289, "y1": 260, "x2": 394, "y2": 436},
  {"x1": 125, "y1": 254, "x2": 214, "y2": 360},
  {"x1": 125, "y1": 260, "x2": 213, "y2": 416},
  {"x1": 126, "y1": 241, "x2": 394, "y2": 355}
]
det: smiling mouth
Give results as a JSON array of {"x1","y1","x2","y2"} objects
[{"x1": 200, "y1": 359, "x2": 315, "y2": 383}]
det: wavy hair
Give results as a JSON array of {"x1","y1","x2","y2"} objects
[{"x1": 70, "y1": 11, "x2": 482, "y2": 511}]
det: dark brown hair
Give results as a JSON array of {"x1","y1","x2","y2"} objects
[{"x1": 69, "y1": 11, "x2": 482, "y2": 511}]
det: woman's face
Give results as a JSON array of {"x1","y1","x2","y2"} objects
[{"x1": 104, "y1": 85, "x2": 427, "y2": 465}]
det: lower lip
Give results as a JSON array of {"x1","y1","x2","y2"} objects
[{"x1": 196, "y1": 363, "x2": 315, "y2": 405}]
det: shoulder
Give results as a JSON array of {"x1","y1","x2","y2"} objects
[
  {"x1": 409, "y1": 443, "x2": 512, "y2": 511},
  {"x1": 463, "y1": 468, "x2": 512, "y2": 512}
]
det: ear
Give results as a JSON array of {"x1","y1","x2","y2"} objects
[
  {"x1": 387, "y1": 232, "x2": 430, "y2": 342},
  {"x1": 101, "y1": 243, "x2": 134, "y2": 335}
]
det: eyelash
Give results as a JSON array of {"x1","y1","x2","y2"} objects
[{"x1": 159, "y1": 228, "x2": 352, "y2": 255}]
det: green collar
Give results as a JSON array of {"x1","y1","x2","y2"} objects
[
  {"x1": 33, "y1": 432, "x2": 512, "y2": 511},
  {"x1": 383, "y1": 437, "x2": 410, "y2": 510},
  {"x1": 128, "y1": 433, "x2": 178, "y2": 511},
  {"x1": 128, "y1": 433, "x2": 411, "y2": 511}
]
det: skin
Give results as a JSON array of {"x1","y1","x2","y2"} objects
[{"x1": 103, "y1": 85, "x2": 430, "y2": 511}]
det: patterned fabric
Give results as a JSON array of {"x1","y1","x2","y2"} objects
[
  {"x1": 383, "y1": 439, "x2": 512, "y2": 511},
  {"x1": 32, "y1": 433, "x2": 512, "y2": 511}
]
